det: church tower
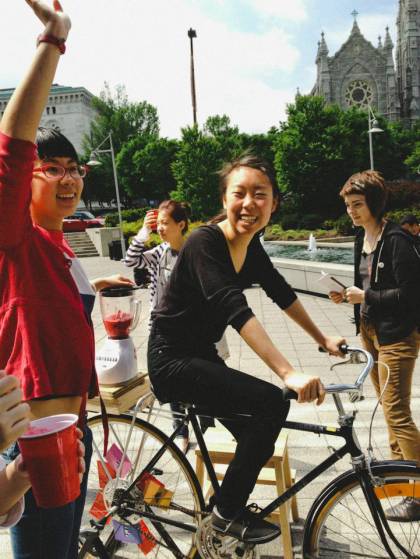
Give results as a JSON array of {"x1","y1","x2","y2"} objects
[
  {"x1": 312, "y1": 11, "x2": 400, "y2": 121},
  {"x1": 396, "y1": 0, "x2": 420, "y2": 124}
]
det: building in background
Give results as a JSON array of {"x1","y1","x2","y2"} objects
[
  {"x1": 0, "y1": 84, "x2": 97, "y2": 153},
  {"x1": 312, "y1": 0, "x2": 420, "y2": 125}
]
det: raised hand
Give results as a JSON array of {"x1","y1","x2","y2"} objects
[
  {"x1": 25, "y1": 0, "x2": 71, "y2": 40},
  {"x1": 0, "y1": 371, "x2": 31, "y2": 453}
]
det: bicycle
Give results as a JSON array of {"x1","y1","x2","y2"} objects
[{"x1": 79, "y1": 346, "x2": 420, "y2": 558}]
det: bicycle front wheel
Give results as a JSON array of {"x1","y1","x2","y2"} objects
[
  {"x1": 303, "y1": 460, "x2": 420, "y2": 558},
  {"x1": 82, "y1": 414, "x2": 205, "y2": 559}
]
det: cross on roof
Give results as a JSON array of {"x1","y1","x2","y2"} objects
[{"x1": 351, "y1": 9, "x2": 359, "y2": 21}]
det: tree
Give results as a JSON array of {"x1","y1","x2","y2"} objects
[
  {"x1": 82, "y1": 83, "x2": 159, "y2": 207},
  {"x1": 171, "y1": 126, "x2": 222, "y2": 219},
  {"x1": 116, "y1": 137, "x2": 179, "y2": 203},
  {"x1": 273, "y1": 95, "x2": 416, "y2": 221},
  {"x1": 171, "y1": 117, "x2": 244, "y2": 219}
]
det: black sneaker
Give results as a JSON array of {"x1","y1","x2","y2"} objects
[
  {"x1": 211, "y1": 504, "x2": 281, "y2": 544},
  {"x1": 385, "y1": 497, "x2": 420, "y2": 522}
]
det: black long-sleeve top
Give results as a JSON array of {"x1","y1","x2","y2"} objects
[
  {"x1": 151, "y1": 225, "x2": 297, "y2": 352},
  {"x1": 354, "y1": 221, "x2": 420, "y2": 344}
]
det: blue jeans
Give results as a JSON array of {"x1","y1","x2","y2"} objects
[{"x1": 2, "y1": 425, "x2": 93, "y2": 559}]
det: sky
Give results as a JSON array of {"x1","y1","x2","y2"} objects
[{"x1": 1, "y1": 0, "x2": 398, "y2": 138}]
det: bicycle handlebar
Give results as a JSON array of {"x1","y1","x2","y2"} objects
[{"x1": 284, "y1": 346, "x2": 374, "y2": 401}]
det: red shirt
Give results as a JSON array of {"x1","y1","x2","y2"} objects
[{"x1": 0, "y1": 132, "x2": 98, "y2": 401}]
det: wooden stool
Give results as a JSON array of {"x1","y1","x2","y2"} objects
[{"x1": 195, "y1": 430, "x2": 298, "y2": 559}]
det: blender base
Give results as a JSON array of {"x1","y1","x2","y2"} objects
[{"x1": 96, "y1": 337, "x2": 138, "y2": 385}]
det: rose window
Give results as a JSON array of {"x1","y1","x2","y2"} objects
[{"x1": 345, "y1": 80, "x2": 373, "y2": 108}]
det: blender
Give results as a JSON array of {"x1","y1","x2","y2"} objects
[{"x1": 95, "y1": 286, "x2": 141, "y2": 385}]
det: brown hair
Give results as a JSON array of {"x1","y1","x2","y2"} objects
[
  {"x1": 209, "y1": 151, "x2": 280, "y2": 224},
  {"x1": 158, "y1": 200, "x2": 190, "y2": 234},
  {"x1": 340, "y1": 170, "x2": 387, "y2": 222}
]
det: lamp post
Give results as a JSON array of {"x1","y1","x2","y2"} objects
[
  {"x1": 87, "y1": 132, "x2": 126, "y2": 258},
  {"x1": 187, "y1": 27, "x2": 197, "y2": 126},
  {"x1": 367, "y1": 105, "x2": 383, "y2": 171}
]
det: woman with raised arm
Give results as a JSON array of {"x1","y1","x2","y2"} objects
[
  {"x1": 148, "y1": 153, "x2": 345, "y2": 544},
  {"x1": 0, "y1": 2, "x2": 132, "y2": 557}
]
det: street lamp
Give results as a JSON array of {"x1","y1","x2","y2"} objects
[
  {"x1": 367, "y1": 105, "x2": 383, "y2": 171},
  {"x1": 87, "y1": 132, "x2": 126, "y2": 258},
  {"x1": 187, "y1": 28, "x2": 197, "y2": 126}
]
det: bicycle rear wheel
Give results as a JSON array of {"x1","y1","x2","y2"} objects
[
  {"x1": 303, "y1": 460, "x2": 420, "y2": 558},
  {"x1": 82, "y1": 414, "x2": 205, "y2": 559}
]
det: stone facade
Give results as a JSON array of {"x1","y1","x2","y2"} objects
[
  {"x1": 0, "y1": 84, "x2": 97, "y2": 153},
  {"x1": 312, "y1": 1, "x2": 420, "y2": 125}
]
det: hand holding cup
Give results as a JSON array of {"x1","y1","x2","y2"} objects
[
  {"x1": 0, "y1": 371, "x2": 31, "y2": 453},
  {"x1": 144, "y1": 210, "x2": 158, "y2": 232}
]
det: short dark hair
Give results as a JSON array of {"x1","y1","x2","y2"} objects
[
  {"x1": 400, "y1": 214, "x2": 419, "y2": 226},
  {"x1": 339, "y1": 170, "x2": 387, "y2": 221},
  {"x1": 36, "y1": 127, "x2": 79, "y2": 162},
  {"x1": 158, "y1": 200, "x2": 190, "y2": 234}
]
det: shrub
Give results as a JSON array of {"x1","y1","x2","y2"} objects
[
  {"x1": 386, "y1": 207, "x2": 420, "y2": 223},
  {"x1": 385, "y1": 181, "x2": 420, "y2": 210},
  {"x1": 323, "y1": 214, "x2": 353, "y2": 236},
  {"x1": 299, "y1": 214, "x2": 323, "y2": 230},
  {"x1": 105, "y1": 207, "x2": 151, "y2": 227},
  {"x1": 280, "y1": 213, "x2": 300, "y2": 230}
]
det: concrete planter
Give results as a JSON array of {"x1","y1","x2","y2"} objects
[{"x1": 86, "y1": 227, "x2": 122, "y2": 257}]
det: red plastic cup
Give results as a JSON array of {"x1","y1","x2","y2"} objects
[
  {"x1": 18, "y1": 414, "x2": 80, "y2": 508},
  {"x1": 149, "y1": 209, "x2": 159, "y2": 232}
]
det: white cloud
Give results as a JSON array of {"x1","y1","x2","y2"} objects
[
  {"x1": 246, "y1": 0, "x2": 308, "y2": 22},
  {"x1": 0, "y1": 0, "x2": 301, "y2": 138}
]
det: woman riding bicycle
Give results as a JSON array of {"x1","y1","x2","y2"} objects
[{"x1": 147, "y1": 152, "x2": 345, "y2": 544}]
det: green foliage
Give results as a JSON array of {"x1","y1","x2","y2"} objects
[
  {"x1": 104, "y1": 207, "x2": 151, "y2": 227},
  {"x1": 264, "y1": 225, "x2": 337, "y2": 241},
  {"x1": 82, "y1": 83, "x2": 159, "y2": 207},
  {"x1": 280, "y1": 213, "x2": 301, "y2": 230},
  {"x1": 132, "y1": 138, "x2": 179, "y2": 201},
  {"x1": 386, "y1": 180, "x2": 420, "y2": 210},
  {"x1": 323, "y1": 214, "x2": 353, "y2": 236},
  {"x1": 171, "y1": 121, "x2": 240, "y2": 219},
  {"x1": 386, "y1": 207, "x2": 420, "y2": 223},
  {"x1": 273, "y1": 95, "x2": 420, "y2": 221},
  {"x1": 405, "y1": 140, "x2": 420, "y2": 176},
  {"x1": 299, "y1": 214, "x2": 323, "y2": 229}
]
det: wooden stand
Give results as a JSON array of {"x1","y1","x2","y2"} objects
[
  {"x1": 87, "y1": 373, "x2": 151, "y2": 414},
  {"x1": 195, "y1": 429, "x2": 298, "y2": 559}
]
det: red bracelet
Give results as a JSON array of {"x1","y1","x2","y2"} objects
[{"x1": 36, "y1": 33, "x2": 66, "y2": 55}]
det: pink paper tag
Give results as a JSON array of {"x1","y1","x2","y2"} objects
[{"x1": 105, "y1": 443, "x2": 132, "y2": 478}]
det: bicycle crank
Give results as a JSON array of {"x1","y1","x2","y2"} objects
[{"x1": 195, "y1": 516, "x2": 259, "y2": 559}]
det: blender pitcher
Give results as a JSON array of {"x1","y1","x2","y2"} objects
[{"x1": 99, "y1": 286, "x2": 141, "y2": 339}]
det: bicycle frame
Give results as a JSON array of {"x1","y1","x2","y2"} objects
[{"x1": 80, "y1": 346, "x2": 411, "y2": 558}]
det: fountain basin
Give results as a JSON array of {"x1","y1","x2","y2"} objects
[
  {"x1": 261, "y1": 241, "x2": 354, "y2": 296},
  {"x1": 264, "y1": 241, "x2": 354, "y2": 265}
]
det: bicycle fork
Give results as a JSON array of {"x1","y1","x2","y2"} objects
[{"x1": 357, "y1": 469, "x2": 414, "y2": 558}]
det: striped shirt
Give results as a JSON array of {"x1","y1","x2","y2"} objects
[{"x1": 124, "y1": 226, "x2": 173, "y2": 326}]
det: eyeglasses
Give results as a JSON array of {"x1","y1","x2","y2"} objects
[{"x1": 33, "y1": 164, "x2": 88, "y2": 180}]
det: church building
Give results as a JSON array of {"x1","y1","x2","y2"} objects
[{"x1": 312, "y1": 0, "x2": 420, "y2": 126}]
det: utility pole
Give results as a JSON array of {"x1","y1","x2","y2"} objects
[{"x1": 188, "y1": 28, "x2": 197, "y2": 126}]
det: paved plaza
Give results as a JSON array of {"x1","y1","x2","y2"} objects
[{"x1": 1, "y1": 255, "x2": 419, "y2": 558}]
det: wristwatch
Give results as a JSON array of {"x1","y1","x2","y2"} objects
[{"x1": 37, "y1": 33, "x2": 66, "y2": 54}]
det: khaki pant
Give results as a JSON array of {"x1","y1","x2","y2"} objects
[{"x1": 360, "y1": 321, "x2": 420, "y2": 462}]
